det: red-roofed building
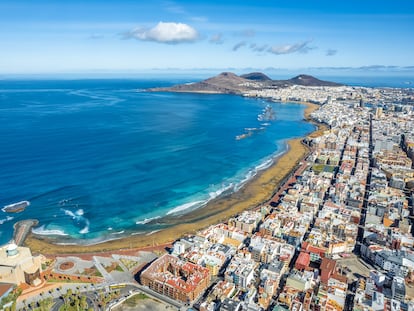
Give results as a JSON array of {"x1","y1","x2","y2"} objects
[
  {"x1": 301, "y1": 241, "x2": 326, "y2": 262},
  {"x1": 295, "y1": 252, "x2": 310, "y2": 271},
  {"x1": 0, "y1": 283, "x2": 14, "y2": 301},
  {"x1": 320, "y1": 258, "x2": 337, "y2": 284},
  {"x1": 140, "y1": 254, "x2": 210, "y2": 303}
]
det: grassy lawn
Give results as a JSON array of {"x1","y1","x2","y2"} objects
[
  {"x1": 124, "y1": 293, "x2": 149, "y2": 306},
  {"x1": 312, "y1": 164, "x2": 335, "y2": 174}
]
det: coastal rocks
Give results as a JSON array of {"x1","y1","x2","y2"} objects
[{"x1": 2, "y1": 200, "x2": 30, "y2": 213}]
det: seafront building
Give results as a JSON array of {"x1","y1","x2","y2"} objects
[
  {"x1": 0, "y1": 242, "x2": 42, "y2": 286},
  {"x1": 140, "y1": 253, "x2": 210, "y2": 303}
]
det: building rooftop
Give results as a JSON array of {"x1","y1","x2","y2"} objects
[
  {"x1": 141, "y1": 254, "x2": 210, "y2": 293},
  {"x1": 0, "y1": 244, "x2": 34, "y2": 267}
]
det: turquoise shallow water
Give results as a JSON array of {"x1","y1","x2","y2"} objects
[{"x1": 0, "y1": 79, "x2": 314, "y2": 244}]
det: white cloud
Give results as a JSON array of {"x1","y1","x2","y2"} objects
[
  {"x1": 268, "y1": 40, "x2": 314, "y2": 55},
  {"x1": 127, "y1": 22, "x2": 198, "y2": 44}
]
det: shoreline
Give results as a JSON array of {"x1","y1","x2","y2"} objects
[{"x1": 24, "y1": 102, "x2": 324, "y2": 255}]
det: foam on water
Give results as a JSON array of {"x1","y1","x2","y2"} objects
[
  {"x1": 167, "y1": 200, "x2": 206, "y2": 215},
  {"x1": 135, "y1": 216, "x2": 161, "y2": 224},
  {"x1": 208, "y1": 183, "x2": 235, "y2": 199},
  {"x1": 0, "y1": 216, "x2": 14, "y2": 225},
  {"x1": 146, "y1": 230, "x2": 162, "y2": 236},
  {"x1": 62, "y1": 208, "x2": 90, "y2": 234},
  {"x1": 79, "y1": 220, "x2": 90, "y2": 234},
  {"x1": 111, "y1": 230, "x2": 125, "y2": 235},
  {"x1": 32, "y1": 225, "x2": 68, "y2": 236}
]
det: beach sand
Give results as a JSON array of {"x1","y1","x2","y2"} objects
[{"x1": 24, "y1": 102, "x2": 324, "y2": 255}]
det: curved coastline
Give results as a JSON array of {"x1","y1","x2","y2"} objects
[{"x1": 24, "y1": 102, "x2": 324, "y2": 254}]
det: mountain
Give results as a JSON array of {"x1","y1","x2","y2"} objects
[
  {"x1": 240, "y1": 72, "x2": 272, "y2": 81},
  {"x1": 148, "y1": 72, "x2": 252, "y2": 94},
  {"x1": 286, "y1": 74, "x2": 342, "y2": 87},
  {"x1": 148, "y1": 72, "x2": 342, "y2": 94}
]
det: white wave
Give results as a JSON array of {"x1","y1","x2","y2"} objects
[
  {"x1": 79, "y1": 219, "x2": 90, "y2": 234},
  {"x1": 62, "y1": 208, "x2": 85, "y2": 219},
  {"x1": 107, "y1": 227, "x2": 113, "y2": 231},
  {"x1": 146, "y1": 230, "x2": 161, "y2": 236},
  {"x1": 233, "y1": 149, "x2": 286, "y2": 192},
  {"x1": 62, "y1": 208, "x2": 90, "y2": 234},
  {"x1": 233, "y1": 158, "x2": 273, "y2": 191},
  {"x1": 79, "y1": 226, "x2": 89, "y2": 234},
  {"x1": 255, "y1": 158, "x2": 274, "y2": 171},
  {"x1": 111, "y1": 230, "x2": 125, "y2": 235},
  {"x1": 166, "y1": 200, "x2": 206, "y2": 215},
  {"x1": 235, "y1": 171, "x2": 256, "y2": 191},
  {"x1": 136, "y1": 216, "x2": 161, "y2": 225},
  {"x1": 32, "y1": 225, "x2": 68, "y2": 236},
  {"x1": 0, "y1": 216, "x2": 14, "y2": 225},
  {"x1": 63, "y1": 208, "x2": 76, "y2": 218},
  {"x1": 209, "y1": 183, "x2": 235, "y2": 199}
]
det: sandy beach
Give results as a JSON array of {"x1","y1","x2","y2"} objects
[{"x1": 24, "y1": 102, "x2": 324, "y2": 255}]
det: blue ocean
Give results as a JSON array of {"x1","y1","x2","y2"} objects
[{"x1": 0, "y1": 79, "x2": 315, "y2": 244}]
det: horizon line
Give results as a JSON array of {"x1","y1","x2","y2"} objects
[{"x1": 1, "y1": 65, "x2": 414, "y2": 76}]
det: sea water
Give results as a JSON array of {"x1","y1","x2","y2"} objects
[{"x1": 0, "y1": 79, "x2": 314, "y2": 244}]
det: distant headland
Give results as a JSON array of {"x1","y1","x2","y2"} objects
[{"x1": 148, "y1": 72, "x2": 343, "y2": 94}]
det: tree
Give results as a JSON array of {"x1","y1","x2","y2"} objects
[{"x1": 80, "y1": 296, "x2": 87, "y2": 310}]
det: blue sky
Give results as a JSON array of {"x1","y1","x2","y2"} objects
[{"x1": 1, "y1": 0, "x2": 414, "y2": 74}]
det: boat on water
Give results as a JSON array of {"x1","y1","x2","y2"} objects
[
  {"x1": 257, "y1": 104, "x2": 276, "y2": 122},
  {"x1": 2, "y1": 200, "x2": 30, "y2": 213}
]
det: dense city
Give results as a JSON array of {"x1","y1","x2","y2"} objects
[{"x1": 1, "y1": 85, "x2": 414, "y2": 311}]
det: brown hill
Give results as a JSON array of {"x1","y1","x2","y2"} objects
[
  {"x1": 148, "y1": 72, "x2": 254, "y2": 94},
  {"x1": 240, "y1": 72, "x2": 272, "y2": 81},
  {"x1": 148, "y1": 72, "x2": 342, "y2": 94},
  {"x1": 286, "y1": 74, "x2": 342, "y2": 86}
]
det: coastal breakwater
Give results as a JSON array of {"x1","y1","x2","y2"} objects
[{"x1": 13, "y1": 219, "x2": 39, "y2": 246}]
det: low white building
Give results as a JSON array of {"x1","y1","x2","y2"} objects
[{"x1": 0, "y1": 243, "x2": 42, "y2": 286}]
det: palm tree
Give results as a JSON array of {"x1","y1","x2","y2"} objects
[{"x1": 80, "y1": 296, "x2": 87, "y2": 310}]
